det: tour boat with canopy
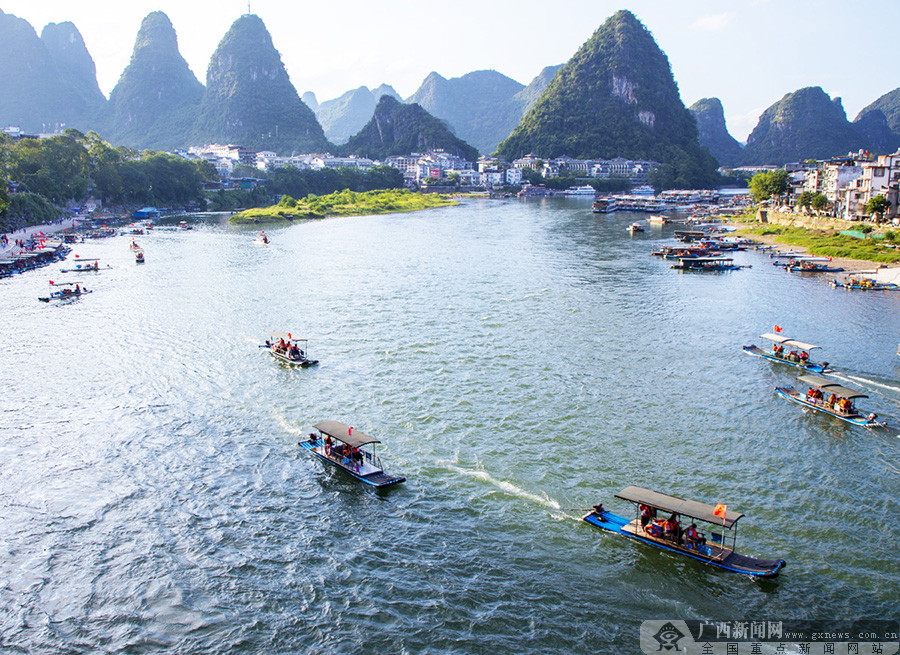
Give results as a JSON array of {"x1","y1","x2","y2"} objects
[
  {"x1": 742, "y1": 332, "x2": 831, "y2": 374},
  {"x1": 783, "y1": 257, "x2": 843, "y2": 273},
  {"x1": 60, "y1": 257, "x2": 107, "y2": 273},
  {"x1": 299, "y1": 421, "x2": 405, "y2": 488},
  {"x1": 671, "y1": 256, "x2": 746, "y2": 271},
  {"x1": 261, "y1": 332, "x2": 318, "y2": 367},
  {"x1": 627, "y1": 222, "x2": 645, "y2": 233},
  {"x1": 775, "y1": 374, "x2": 886, "y2": 428},
  {"x1": 583, "y1": 486, "x2": 786, "y2": 577},
  {"x1": 38, "y1": 280, "x2": 92, "y2": 302}
]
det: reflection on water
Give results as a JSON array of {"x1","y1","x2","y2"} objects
[{"x1": 1, "y1": 201, "x2": 898, "y2": 652}]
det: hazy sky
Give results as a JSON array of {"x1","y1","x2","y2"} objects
[{"x1": 3, "y1": 0, "x2": 898, "y2": 142}]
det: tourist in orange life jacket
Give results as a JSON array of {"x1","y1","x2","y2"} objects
[{"x1": 684, "y1": 523, "x2": 703, "y2": 548}]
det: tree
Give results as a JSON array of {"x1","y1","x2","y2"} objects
[
  {"x1": 0, "y1": 180, "x2": 9, "y2": 217},
  {"x1": 810, "y1": 193, "x2": 827, "y2": 211},
  {"x1": 749, "y1": 169, "x2": 789, "y2": 202},
  {"x1": 866, "y1": 194, "x2": 891, "y2": 223}
]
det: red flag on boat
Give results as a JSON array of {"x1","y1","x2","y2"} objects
[
  {"x1": 348, "y1": 427, "x2": 353, "y2": 436},
  {"x1": 774, "y1": 325, "x2": 782, "y2": 333},
  {"x1": 713, "y1": 503, "x2": 727, "y2": 519},
  {"x1": 288, "y1": 333, "x2": 292, "y2": 339},
  {"x1": 49, "y1": 280, "x2": 54, "y2": 285}
]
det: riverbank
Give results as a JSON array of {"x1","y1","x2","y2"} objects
[
  {"x1": 727, "y1": 210, "x2": 900, "y2": 271},
  {"x1": 1, "y1": 218, "x2": 79, "y2": 257},
  {"x1": 230, "y1": 189, "x2": 457, "y2": 223}
]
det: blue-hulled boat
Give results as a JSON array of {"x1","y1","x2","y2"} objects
[
  {"x1": 743, "y1": 332, "x2": 832, "y2": 374},
  {"x1": 583, "y1": 486, "x2": 786, "y2": 578},
  {"x1": 299, "y1": 421, "x2": 405, "y2": 488},
  {"x1": 671, "y1": 256, "x2": 746, "y2": 271},
  {"x1": 775, "y1": 374, "x2": 886, "y2": 428}
]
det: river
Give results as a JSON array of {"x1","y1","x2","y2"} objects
[{"x1": 1, "y1": 198, "x2": 898, "y2": 653}]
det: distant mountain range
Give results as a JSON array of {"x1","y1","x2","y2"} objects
[{"x1": 2, "y1": 7, "x2": 900, "y2": 173}]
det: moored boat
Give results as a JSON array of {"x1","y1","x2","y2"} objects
[
  {"x1": 775, "y1": 374, "x2": 886, "y2": 428},
  {"x1": 671, "y1": 256, "x2": 746, "y2": 271},
  {"x1": 583, "y1": 486, "x2": 786, "y2": 577},
  {"x1": 647, "y1": 214, "x2": 672, "y2": 225},
  {"x1": 261, "y1": 332, "x2": 318, "y2": 367},
  {"x1": 592, "y1": 198, "x2": 618, "y2": 214},
  {"x1": 299, "y1": 421, "x2": 405, "y2": 488},
  {"x1": 784, "y1": 257, "x2": 843, "y2": 273},
  {"x1": 742, "y1": 332, "x2": 831, "y2": 374}
]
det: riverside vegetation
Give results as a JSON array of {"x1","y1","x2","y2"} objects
[{"x1": 230, "y1": 189, "x2": 457, "y2": 223}]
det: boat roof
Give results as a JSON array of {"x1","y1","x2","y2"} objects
[
  {"x1": 759, "y1": 333, "x2": 820, "y2": 350},
  {"x1": 797, "y1": 375, "x2": 868, "y2": 399},
  {"x1": 679, "y1": 256, "x2": 733, "y2": 262},
  {"x1": 615, "y1": 486, "x2": 744, "y2": 528},
  {"x1": 313, "y1": 421, "x2": 380, "y2": 448},
  {"x1": 269, "y1": 331, "x2": 307, "y2": 342}
]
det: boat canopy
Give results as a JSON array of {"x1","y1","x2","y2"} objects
[
  {"x1": 679, "y1": 256, "x2": 733, "y2": 262},
  {"x1": 269, "y1": 331, "x2": 306, "y2": 342},
  {"x1": 759, "y1": 334, "x2": 820, "y2": 350},
  {"x1": 614, "y1": 485, "x2": 744, "y2": 528},
  {"x1": 313, "y1": 421, "x2": 381, "y2": 448},
  {"x1": 797, "y1": 375, "x2": 868, "y2": 399}
]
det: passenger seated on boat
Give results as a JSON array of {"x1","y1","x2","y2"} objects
[
  {"x1": 323, "y1": 435, "x2": 333, "y2": 456},
  {"x1": 639, "y1": 504, "x2": 655, "y2": 528},
  {"x1": 800, "y1": 351, "x2": 809, "y2": 363},
  {"x1": 683, "y1": 523, "x2": 705, "y2": 549},
  {"x1": 665, "y1": 515, "x2": 681, "y2": 541}
]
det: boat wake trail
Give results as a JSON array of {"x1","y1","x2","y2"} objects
[
  {"x1": 832, "y1": 373, "x2": 900, "y2": 395},
  {"x1": 442, "y1": 462, "x2": 562, "y2": 511}
]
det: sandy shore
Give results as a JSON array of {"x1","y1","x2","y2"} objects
[{"x1": 735, "y1": 225, "x2": 888, "y2": 273}]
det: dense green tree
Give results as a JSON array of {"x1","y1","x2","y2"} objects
[
  {"x1": 866, "y1": 194, "x2": 891, "y2": 222},
  {"x1": 749, "y1": 169, "x2": 789, "y2": 201},
  {"x1": 810, "y1": 193, "x2": 828, "y2": 210}
]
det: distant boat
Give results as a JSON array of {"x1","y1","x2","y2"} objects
[
  {"x1": 775, "y1": 374, "x2": 886, "y2": 428},
  {"x1": 564, "y1": 185, "x2": 597, "y2": 196},
  {"x1": 261, "y1": 332, "x2": 318, "y2": 367},
  {"x1": 671, "y1": 256, "x2": 746, "y2": 271},
  {"x1": 627, "y1": 222, "x2": 645, "y2": 233},
  {"x1": 742, "y1": 332, "x2": 832, "y2": 374},
  {"x1": 38, "y1": 280, "x2": 91, "y2": 302},
  {"x1": 592, "y1": 198, "x2": 618, "y2": 214},
  {"x1": 647, "y1": 214, "x2": 672, "y2": 225},
  {"x1": 135, "y1": 249, "x2": 145, "y2": 263}
]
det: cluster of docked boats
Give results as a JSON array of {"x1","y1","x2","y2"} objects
[
  {"x1": 0, "y1": 239, "x2": 70, "y2": 279},
  {"x1": 649, "y1": 224, "x2": 755, "y2": 272},
  {"x1": 770, "y1": 251, "x2": 844, "y2": 274}
]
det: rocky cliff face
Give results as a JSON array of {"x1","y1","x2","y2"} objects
[
  {"x1": 342, "y1": 95, "x2": 478, "y2": 161},
  {"x1": 0, "y1": 10, "x2": 105, "y2": 133},
  {"x1": 854, "y1": 88, "x2": 900, "y2": 153},
  {"x1": 192, "y1": 14, "x2": 329, "y2": 153},
  {"x1": 107, "y1": 12, "x2": 204, "y2": 150},
  {"x1": 496, "y1": 10, "x2": 719, "y2": 188},
  {"x1": 743, "y1": 87, "x2": 865, "y2": 165},
  {"x1": 689, "y1": 98, "x2": 743, "y2": 167}
]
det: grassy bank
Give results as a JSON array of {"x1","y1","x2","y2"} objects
[
  {"x1": 739, "y1": 224, "x2": 900, "y2": 264},
  {"x1": 230, "y1": 189, "x2": 457, "y2": 223}
]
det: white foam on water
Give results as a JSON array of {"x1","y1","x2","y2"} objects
[
  {"x1": 831, "y1": 373, "x2": 900, "y2": 394},
  {"x1": 274, "y1": 412, "x2": 306, "y2": 436},
  {"x1": 443, "y1": 462, "x2": 561, "y2": 511}
]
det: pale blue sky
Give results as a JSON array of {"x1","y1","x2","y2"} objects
[{"x1": 3, "y1": 0, "x2": 897, "y2": 141}]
